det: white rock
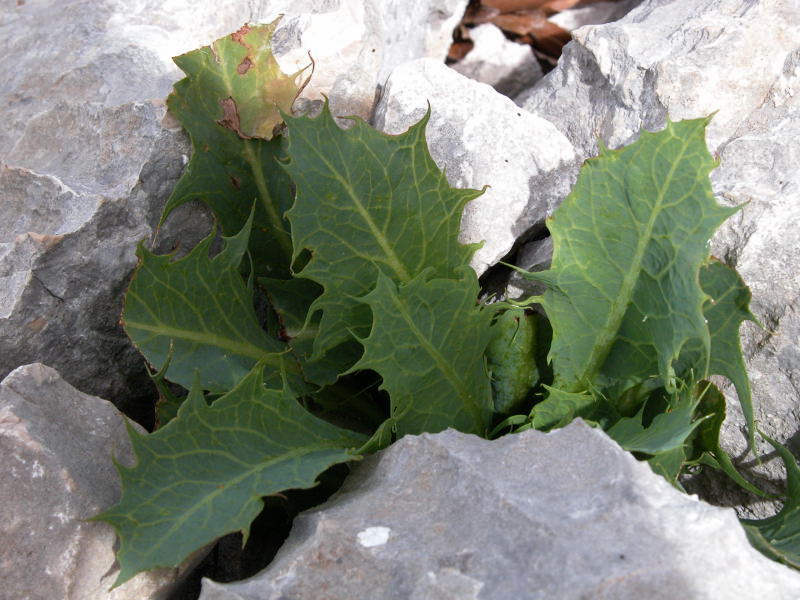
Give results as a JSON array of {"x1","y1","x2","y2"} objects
[
  {"x1": 200, "y1": 421, "x2": 800, "y2": 599},
  {"x1": 548, "y1": 0, "x2": 643, "y2": 32},
  {"x1": 450, "y1": 23, "x2": 542, "y2": 98},
  {"x1": 375, "y1": 58, "x2": 578, "y2": 276},
  {"x1": 0, "y1": 363, "x2": 205, "y2": 599}
]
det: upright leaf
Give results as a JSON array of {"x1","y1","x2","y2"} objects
[
  {"x1": 283, "y1": 105, "x2": 482, "y2": 358},
  {"x1": 523, "y1": 118, "x2": 736, "y2": 396},
  {"x1": 352, "y1": 269, "x2": 493, "y2": 437},
  {"x1": 164, "y1": 19, "x2": 303, "y2": 277},
  {"x1": 123, "y1": 216, "x2": 288, "y2": 393},
  {"x1": 93, "y1": 366, "x2": 366, "y2": 586},
  {"x1": 701, "y1": 259, "x2": 758, "y2": 449}
]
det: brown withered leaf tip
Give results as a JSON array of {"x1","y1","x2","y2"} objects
[{"x1": 231, "y1": 24, "x2": 252, "y2": 45}]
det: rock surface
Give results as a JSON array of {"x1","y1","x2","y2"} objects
[
  {"x1": 199, "y1": 421, "x2": 800, "y2": 600},
  {"x1": 519, "y1": 0, "x2": 800, "y2": 516},
  {"x1": 0, "y1": 363, "x2": 203, "y2": 599},
  {"x1": 374, "y1": 58, "x2": 578, "y2": 276},
  {"x1": 450, "y1": 23, "x2": 542, "y2": 98},
  {"x1": 0, "y1": 0, "x2": 469, "y2": 412},
  {"x1": 548, "y1": 0, "x2": 643, "y2": 32}
]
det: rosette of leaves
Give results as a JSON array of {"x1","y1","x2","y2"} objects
[{"x1": 95, "y1": 21, "x2": 800, "y2": 586}]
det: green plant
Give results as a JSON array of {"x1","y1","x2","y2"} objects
[{"x1": 94, "y1": 20, "x2": 800, "y2": 586}]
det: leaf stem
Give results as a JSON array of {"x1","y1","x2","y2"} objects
[{"x1": 243, "y1": 140, "x2": 294, "y2": 264}]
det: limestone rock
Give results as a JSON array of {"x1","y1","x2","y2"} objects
[
  {"x1": 272, "y1": 0, "x2": 470, "y2": 121},
  {"x1": 0, "y1": 102, "x2": 206, "y2": 417},
  {"x1": 450, "y1": 23, "x2": 542, "y2": 99},
  {"x1": 0, "y1": 363, "x2": 204, "y2": 599},
  {"x1": 520, "y1": 0, "x2": 800, "y2": 516},
  {"x1": 374, "y1": 58, "x2": 577, "y2": 276},
  {"x1": 548, "y1": 0, "x2": 643, "y2": 32},
  {"x1": 200, "y1": 421, "x2": 800, "y2": 600}
]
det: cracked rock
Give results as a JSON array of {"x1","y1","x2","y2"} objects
[{"x1": 199, "y1": 421, "x2": 800, "y2": 600}]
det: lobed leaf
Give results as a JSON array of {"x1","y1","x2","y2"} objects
[
  {"x1": 164, "y1": 19, "x2": 302, "y2": 277},
  {"x1": 123, "y1": 215, "x2": 288, "y2": 393},
  {"x1": 93, "y1": 366, "x2": 366, "y2": 586},
  {"x1": 701, "y1": 259, "x2": 758, "y2": 450},
  {"x1": 524, "y1": 118, "x2": 736, "y2": 397},
  {"x1": 352, "y1": 269, "x2": 493, "y2": 437},
  {"x1": 283, "y1": 105, "x2": 482, "y2": 358},
  {"x1": 260, "y1": 276, "x2": 361, "y2": 387},
  {"x1": 606, "y1": 387, "x2": 707, "y2": 455},
  {"x1": 531, "y1": 386, "x2": 616, "y2": 432}
]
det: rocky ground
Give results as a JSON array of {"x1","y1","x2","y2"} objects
[{"x1": 2, "y1": 0, "x2": 799, "y2": 598}]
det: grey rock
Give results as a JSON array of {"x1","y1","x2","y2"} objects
[
  {"x1": 375, "y1": 59, "x2": 577, "y2": 276},
  {"x1": 0, "y1": 363, "x2": 204, "y2": 599},
  {"x1": 507, "y1": 235, "x2": 553, "y2": 299},
  {"x1": 0, "y1": 0, "x2": 469, "y2": 410},
  {"x1": 0, "y1": 102, "x2": 208, "y2": 415},
  {"x1": 520, "y1": 0, "x2": 800, "y2": 517},
  {"x1": 548, "y1": 0, "x2": 644, "y2": 32},
  {"x1": 200, "y1": 421, "x2": 800, "y2": 600},
  {"x1": 272, "y1": 0, "x2": 470, "y2": 121},
  {"x1": 450, "y1": 23, "x2": 542, "y2": 99}
]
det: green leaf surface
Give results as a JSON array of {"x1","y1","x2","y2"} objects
[
  {"x1": 742, "y1": 434, "x2": 800, "y2": 569},
  {"x1": 283, "y1": 105, "x2": 482, "y2": 358},
  {"x1": 701, "y1": 259, "x2": 758, "y2": 450},
  {"x1": 123, "y1": 217, "x2": 288, "y2": 393},
  {"x1": 530, "y1": 386, "x2": 611, "y2": 431},
  {"x1": 647, "y1": 446, "x2": 687, "y2": 488},
  {"x1": 689, "y1": 381, "x2": 770, "y2": 498},
  {"x1": 486, "y1": 308, "x2": 539, "y2": 415},
  {"x1": 524, "y1": 119, "x2": 736, "y2": 396},
  {"x1": 260, "y1": 276, "x2": 361, "y2": 387},
  {"x1": 606, "y1": 388, "x2": 706, "y2": 455},
  {"x1": 353, "y1": 269, "x2": 493, "y2": 437},
  {"x1": 164, "y1": 19, "x2": 301, "y2": 277},
  {"x1": 93, "y1": 366, "x2": 366, "y2": 586}
]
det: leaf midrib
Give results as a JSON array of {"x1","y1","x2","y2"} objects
[
  {"x1": 124, "y1": 319, "x2": 290, "y2": 371},
  {"x1": 571, "y1": 134, "x2": 690, "y2": 392},
  {"x1": 388, "y1": 286, "x2": 485, "y2": 432},
  {"x1": 128, "y1": 442, "x2": 355, "y2": 565},
  {"x1": 296, "y1": 127, "x2": 412, "y2": 283}
]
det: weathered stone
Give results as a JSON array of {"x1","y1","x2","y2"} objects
[
  {"x1": 0, "y1": 363, "x2": 205, "y2": 599},
  {"x1": 450, "y1": 23, "x2": 542, "y2": 99},
  {"x1": 200, "y1": 421, "x2": 800, "y2": 600},
  {"x1": 272, "y1": 0, "x2": 470, "y2": 121},
  {"x1": 0, "y1": 0, "x2": 470, "y2": 411},
  {"x1": 519, "y1": 0, "x2": 800, "y2": 517},
  {"x1": 548, "y1": 0, "x2": 643, "y2": 32},
  {"x1": 374, "y1": 58, "x2": 577, "y2": 276}
]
